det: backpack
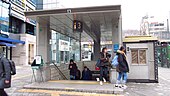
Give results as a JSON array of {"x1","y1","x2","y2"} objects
[
  {"x1": 8, "y1": 60, "x2": 16, "y2": 75},
  {"x1": 111, "y1": 55, "x2": 119, "y2": 67},
  {"x1": 1, "y1": 58, "x2": 16, "y2": 75}
]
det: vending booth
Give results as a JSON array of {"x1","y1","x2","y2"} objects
[{"x1": 123, "y1": 36, "x2": 158, "y2": 83}]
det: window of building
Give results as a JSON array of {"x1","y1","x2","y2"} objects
[
  {"x1": 12, "y1": 0, "x2": 25, "y2": 8},
  {"x1": 11, "y1": 17, "x2": 23, "y2": 34},
  {"x1": 131, "y1": 49, "x2": 147, "y2": 65},
  {"x1": 50, "y1": 30, "x2": 80, "y2": 65},
  {"x1": 0, "y1": 1, "x2": 9, "y2": 32},
  {"x1": 26, "y1": 23, "x2": 35, "y2": 35},
  {"x1": 83, "y1": 44, "x2": 88, "y2": 48}
]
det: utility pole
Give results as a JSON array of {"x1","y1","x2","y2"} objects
[{"x1": 167, "y1": 19, "x2": 169, "y2": 33}]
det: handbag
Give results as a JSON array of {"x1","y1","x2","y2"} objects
[
  {"x1": 116, "y1": 65, "x2": 120, "y2": 72},
  {"x1": 0, "y1": 78, "x2": 11, "y2": 88},
  {"x1": 95, "y1": 66, "x2": 100, "y2": 70}
]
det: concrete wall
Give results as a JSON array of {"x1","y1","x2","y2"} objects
[
  {"x1": 51, "y1": 62, "x2": 84, "y2": 80},
  {"x1": 36, "y1": 19, "x2": 51, "y2": 63},
  {"x1": 82, "y1": 61, "x2": 96, "y2": 71},
  {"x1": 12, "y1": 34, "x2": 36, "y2": 65}
]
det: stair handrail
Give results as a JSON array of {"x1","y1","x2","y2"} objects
[{"x1": 50, "y1": 61, "x2": 68, "y2": 80}]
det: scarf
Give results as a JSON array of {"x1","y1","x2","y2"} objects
[{"x1": 117, "y1": 50, "x2": 127, "y2": 60}]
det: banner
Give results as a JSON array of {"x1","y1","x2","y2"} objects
[{"x1": 59, "y1": 40, "x2": 70, "y2": 51}]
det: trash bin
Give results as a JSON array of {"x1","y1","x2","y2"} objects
[{"x1": 109, "y1": 68, "x2": 117, "y2": 84}]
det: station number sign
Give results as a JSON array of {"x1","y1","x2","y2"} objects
[{"x1": 73, "y1": 20, "x2": 83, "y2": 32}]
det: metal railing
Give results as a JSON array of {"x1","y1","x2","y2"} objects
[{"x1": 50, "y1": 61, "x2": 68, "y2": 80}]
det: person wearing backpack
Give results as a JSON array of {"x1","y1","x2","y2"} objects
[
  {"x1": 0, "y1": 53, "x2": 11, "y2": 96},
  {"x1": 115, "y1": 46, "x2": 129, "y2": 89}
]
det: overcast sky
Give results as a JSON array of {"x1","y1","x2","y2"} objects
[{"x1": 57, "y1": 0, "x2": 170, "y2": 30}]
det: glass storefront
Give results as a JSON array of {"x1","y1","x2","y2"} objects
[
  {"x1": 0, "y1": 1, "x2": 9, "y2": 32},
  {"x1": 50, "y1": 30, "x2": 80, "y2": 65},
  {"x1": 0, "y1": 46, "x2": 11, "y2": 59}
]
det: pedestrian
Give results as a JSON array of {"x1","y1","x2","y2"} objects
[
  {"x1": 0, "y1": 53, "x2": 11, "y2": 96},
  {"x1": 75, "y1": 69, "x2": 81, "y2": 80},
  {"x1": 68, "y1": 59, "x2": 77, "y2": 80},
  {"x1": 98, "y1": 47, "x2": 111, "y2": 85},
  {"x1": 82, "y1": 66, "x2": 92, "y2": 80},
  {"x1": 116, "y1": 46, "x2": 129, "y2": 89}
]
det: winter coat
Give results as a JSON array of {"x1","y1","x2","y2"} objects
[
  {"x1": 82, "y1": 68, "x2": 92, "y2": 80},
  {"x1": 117, "y1": 53, "x2": 129, "y2": 72},
  {"x1": 99, "y1": 52, "x2": 111, "y2": 67},
  {"x1": 75, "y1": 69, "x2": 81, "y2": 80},
  {"x1": 68, "y1": 63, "x2": 77, "y2": 76},
  {"x1": 0, "y1": 57, "x2": 11, "y2": 89}
]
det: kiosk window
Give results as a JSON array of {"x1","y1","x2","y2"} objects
[
  {"x1": 131, "y1": 49, "x2": 138, "y2": 64},
  {"x1": 131, "y1": 49, "x2": 147, "y2": 65},
  {"x1": 139, "y1": 50, "x2": 146, "y2": 64}
]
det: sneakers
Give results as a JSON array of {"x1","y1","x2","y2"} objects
[
  {"x1": 116, "y1": 80, "x2": 121, "y2": 84},
  {"x1": 96, "y1": 78, "x2": 100, "y2": 82},
  {"x1": 114, "y1": 84, "x2": 122, "y2": 88},
  {"x1": 122, "y1": 84, "x2": 127, "y2": 89},
  {"x1": 114, "y1": 84, "x2": 127, "y2": 89},
  {"x1": 103, "y1": 78, "x2": 106, "y2": 83},
  {"x1": 100, "y1": 81, "x2": 103, "y2": 85}
]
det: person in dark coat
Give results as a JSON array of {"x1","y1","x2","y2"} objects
[
  {"x1": 116, "y1": 46, "x2": 129, "y2": 85},
  {"x1": 99, "y1": 47, "x2": 111, "y2": 85},
  {"x1": 0, "y1": 53, "x2": 11, "y2": 96},
  {"x1": 75, "y1": 69, "x2": 81, "y2": 80},
  {"x1": 68, "y1": 59, "x2": 77, "y2": 80},
  {"x1": 82, "y1": 66, "x2": 92, "y2": 80}
]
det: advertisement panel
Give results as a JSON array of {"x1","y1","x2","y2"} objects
[{"x1": 59, "y1": 40, "x2": 70, "y2": 51}]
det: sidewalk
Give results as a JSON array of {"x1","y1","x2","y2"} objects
[
  {"x1": 23, "y1": 67, "x2": 170, "y2": 96},
  {"x1": 124, "y1": 67, "x2": 170, "y2": 96},
  {"x1": 24, "y1": 80, "x2": 123, "y2": 94}
]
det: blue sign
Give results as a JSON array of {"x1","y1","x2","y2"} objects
[{"x1": 113, "y1": 44, "x2": 119, "y2": 51}]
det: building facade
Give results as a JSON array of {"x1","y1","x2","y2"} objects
[
  {"x1": 0, "y1": 0, "x2": 36, "y2": 65},
  {"x1": 140, "y1": 16, "x2": 170, "y2": 41},
  {"x1": 35, "y1": 0, "x2": 81, "y2": 64}
]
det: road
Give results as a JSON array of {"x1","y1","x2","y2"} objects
[
  {"x1": 4, "y1": 66, "x2": 170, "y2": 96},
  {"x1": 5, "y1": 66, "x2": 51, "y2": 96}
]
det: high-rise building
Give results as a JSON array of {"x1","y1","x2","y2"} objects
[
  {"x1": 0, "y1": 0, "x2": 36, "y2": 65},
  {"x1": 140, "y1": 15, "x2": 170, "y2": 40}
]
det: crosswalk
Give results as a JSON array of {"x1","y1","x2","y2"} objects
[{"x1": 18, "y1": 89, "x2": 123, "y2": 96}]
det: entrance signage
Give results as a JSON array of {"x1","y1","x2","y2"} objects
[{"x1": 73, "y1": 20, "x2": 83, "y2": 32}]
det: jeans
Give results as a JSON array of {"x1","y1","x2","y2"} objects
[
  {"x1": 0, "y1": 89, "x2": 8, "y2": 96},
  {"x1": 70, "y1": 75, "x2": 76, "y2": 80},
  {"x1": 117, "y1": 72, "x2": 128, "y2": 84},
  {"x1": 100, "y1": 66, "x2": 108, "y2": 81}
]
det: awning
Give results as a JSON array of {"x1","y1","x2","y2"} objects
[
  {"x1": 0, "y1": 42, "x2": 16, "y2": 47},
  {"x1": 0, "y1": 37, "x2": 25, "y2": 44}
]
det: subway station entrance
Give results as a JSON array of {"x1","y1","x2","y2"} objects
[
  {"x1": 24, "y1": 5, "x2": 124, "y2": 94},
  {"x1": 25, "y1": 5, "x2": 122, "y2": 82}
]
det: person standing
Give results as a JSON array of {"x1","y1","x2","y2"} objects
[
  {"x1": 0, "y1": 53, "x2": 11, "y2": 96},
  {"x1": 116, "y1": 46, "x2": 129, "y2": 89},
  {"x1": 98, "y1": 47, "x2": 111, "y2": 85},
  {"x1": 68, "y1": 59, "x2": 77, "y2": 80}
]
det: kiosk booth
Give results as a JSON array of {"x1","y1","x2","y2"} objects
[{"x1": 123, "y1": 36, "x2": 158, "y2": 83}]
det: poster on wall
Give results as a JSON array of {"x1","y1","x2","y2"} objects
[
  {"x1": 59, "y1": 40, "x2": 70, "y2": 51},
  {"x1": 35, "y1": 55, "x2": 42, "y2": 64}
]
